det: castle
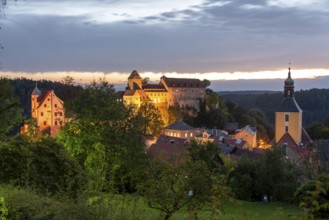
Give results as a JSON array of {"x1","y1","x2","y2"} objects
[
  {"x1": 123, "y1": 70, "x2": 206, "y2": 112},
  {"x1": 21, "y1": 85, "x2": 65, "y2": 137}
]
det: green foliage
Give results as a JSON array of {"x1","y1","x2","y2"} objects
[
  {"x1": 221, "y1": 89, "x2": 329, "y2": 126},
  {"x1": 306, "y1": 123, "x2": 329, "y2": 139},
  {"x1": 0, "y1": 78, "x2": 22, "y2": 138},
  {"x1": 167, "y1": 105, "x2": 182, "y2": 124},
  {"x1": 294, "y1": 173, "x2": 329, "y2": 218},
  {"x1": 0, "y1": 138, "x2": 87, "y2": 197},
  {"x1": 0, "y1": 196, "x2": 8, "y2": 220},
  {"x1": 58, "y1": 80, "x2": 148, "y2": 193},
  {"x1": 139, "y1": 102, "x2": 164, "y2": 136},
  {"x1": 230, "y1": 146, "x2": 298, "y2": 202},
  {"x1": 140, "y1": 159, "x2": 213, "y2": 220}
]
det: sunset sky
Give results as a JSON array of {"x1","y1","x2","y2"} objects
[{"x1": 1, "y1": 0, "x2": 329, "y2": 91}]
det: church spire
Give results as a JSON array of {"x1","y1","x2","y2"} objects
[{"x1": 284, "y1": 67, "x2": 294, "y2": 97}]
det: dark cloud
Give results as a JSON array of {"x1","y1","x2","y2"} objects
[{"x1": 1, "y1": 0, "x2": 329, "y2": 75}]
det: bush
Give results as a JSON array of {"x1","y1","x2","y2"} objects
[
  {"x1": 0, "y1": 138, "x2": 87, "y2": 197},
  {"x1": 294, "y1": 173, "x2": 329, "y2": 218}
]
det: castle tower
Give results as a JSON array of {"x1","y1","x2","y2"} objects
[
  {"x1": 31, "y1": 84, "x2": 41, "y2": 119},
  {"x1": 128, "y1": 70, "x2": 142, "y2": 90},
  {"x1": 275, "y1": 68, "x2": 302, "y2": 146}
]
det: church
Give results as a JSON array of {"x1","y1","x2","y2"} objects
[{"x1": 275, "y1": 68, "x2": 313, "y2": 159}]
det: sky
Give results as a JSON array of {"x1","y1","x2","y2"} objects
[{"x1": 0, "y1": 0, "x2": 329, "y2": 91}]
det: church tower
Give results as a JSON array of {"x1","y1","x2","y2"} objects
[{"x1": 275, "y1": 68, "x2": 302, "y2": 146}]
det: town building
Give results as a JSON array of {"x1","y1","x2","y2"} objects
[
  {"x1": 275, "y1": 68, "x2": 313, "y2": 160},
  {"x1": 123, "y1": 70, "x2": 206, "y2": 111},
  {"x1": 22, "y1": 85, "x2": 65, "y2": 137},
  {"x1": 234, "y1": 125, "x2": 257, "y2": 148},
  {"x1": 162, "y1": 120, "x2": 198, "y2": 139}
]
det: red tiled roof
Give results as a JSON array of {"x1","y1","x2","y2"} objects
[
  {"x1": 277, "y1": 133, "x2": 298, "y2": 148},
  {"x1": 37, "y1": 90, "x2": 52, "y2": 105},
  {"x1": 156, "y1": 134, "x2": 188, "y2": 144},
  {"x1": 161, "y1": 76, "x2": 204, "y2": 88},
  {"x1": 123, "y1": 90, "x2": 136, "y2": 96},
  {"x1": 148, "y1": 142, "x2": 187, "y2": 163},
  {"x1": 277, "y1": 132, "x2": 312, "y2": 156}
]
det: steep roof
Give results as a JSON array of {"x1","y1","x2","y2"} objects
[
  {"x1": 37, "y1": 90, "x2": 52, "y2": 103},
  {"x1": 128, "y1": 70, "x2": 142, "y2": 79},
  {"x1": 277, "y1": 132, "x2": 299, "y2": 148},
  {"x1": 161, "y1": 76, "x2": 204, "y2": 88},
  {"x1": 276, "y1": 97, "x2": 302, "y2": 112},
  {"x1": 148, "y1": 142, "x2": 187, "y2": 164},
  {"x1": 32, "y1": 85, "x2": 42, "y2": 95},
  {"x1": 123, "y1": 90, "x2": 136, "y2": 96},
  {"x1": 164, "y1": 120, "x2": 195, "y2": 130},
  {"x1": 143, "y1": 84, "x2": 167, "y2": 92},
  {"x1": 236, "y1": 125, "x2": 257, "y2": 135},
  {"x1": 156, "y1": 134, "x2": 188, "y2": 144}
]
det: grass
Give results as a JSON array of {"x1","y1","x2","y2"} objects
[{"x1": 143, "y1": 200, "x2": 305, "y2": 220}]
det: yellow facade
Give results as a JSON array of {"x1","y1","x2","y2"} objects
[
  {"x1": 275, "y1": 112, "x2": 302, "y2": 145},
  {"x1": 30, "y1": 88, "x2": 65, "y2": 137},
  {"x1": 234, "y1": 129, "x2": 257, "y2": 148}
]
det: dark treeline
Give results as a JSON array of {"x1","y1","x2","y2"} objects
[
  {"x1": 9, "y1": 77, "x2": 83, "y2": 117},
  {"x1": 220, "y1": 89, "x2": 329, "y2": 126}
]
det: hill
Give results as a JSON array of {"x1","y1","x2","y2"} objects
[{"x1": 219, "y1": 88, "x2": 329, "y2": 126}]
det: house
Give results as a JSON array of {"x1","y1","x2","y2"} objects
[
  {"x1": 148, "y1": 134, "x2": 189, "y2": 164},
  {"x1": 195, "y1": 129, "x2": 229, "y2": 144},
  {"x1": 234, "y1": 125, "x2": 257, "y2": 148},
  {"x1": 162, "y1": 120, "x2": 198, "y2": 139},
  {"x1": 22, "y1": 84, "x2": 65, "y2": 137}
]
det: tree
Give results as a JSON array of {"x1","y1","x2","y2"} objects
[
  {"x1": 202, "y1": 79, "x2": 211, "y2": 88},
  {"x1": 0, "y1": 78, "x2": 22, "y2": 138},
  {"x1": 142, "y1": 77, "x2": 150, "y2": 85},
  {"x1": 140, "y1": 159, "x2": 212, "y2": 220},
  {"x1": 294, "y1": 173, "x2": 329, "y2": 218},
  {"x1": 57, "y1": 79, "x2": 148, "y2": 192},
  {"x1": 138, "y1": 102, "x2": 164, "y2": 136},
  {"x1": 0, "y1": 137, "x2": 87, "y2": 197},
  {"x1": 61, "y1": 75, "x2": 75, "y2": 85}
]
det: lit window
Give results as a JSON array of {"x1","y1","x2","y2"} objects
[{"x1": 190, "y1": 133, "x2": 193, "y2": 137}]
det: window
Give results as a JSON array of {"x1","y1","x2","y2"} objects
[
  {"x1": 41, "y1": 112, "x2": 44, "y2": 116},
  {"x1": 285, "y1": 126, "x2": 289, "y2": 133},
  {"x1": 59, "y1": 112, "x2": 63, "y2": 116},
  {"x1": 55, "y1": 121, "x2": 58, "y2": 126},
  {"x1": 190, "y1": 133, "x2": 193, "y2": 137},
  {"x1": 55, "y1": 113, "x2": 57, "y2": 116},
  {"x1": 44, "y1": 121, "x2": 47, "y2": 126},
  {"x1": 285, "y1": 114, "x2": 289, "y2": 122},
  {"x1": 55, "y1": 104, "x2": 57, "y2": 108},
  {"x1": 44, "y1": 104, "x2": 46, "y2": 107},
  {"x1": 47, "y1": 98, "x2": 50, "y2": 101}
]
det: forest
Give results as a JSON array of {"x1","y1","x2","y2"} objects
[
  {"x1": 0, "y1": 77, "x2": 328, "y2": 219},
  {"x1": 220, "y1": 89, "x2": 329, "y2": 126}
]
